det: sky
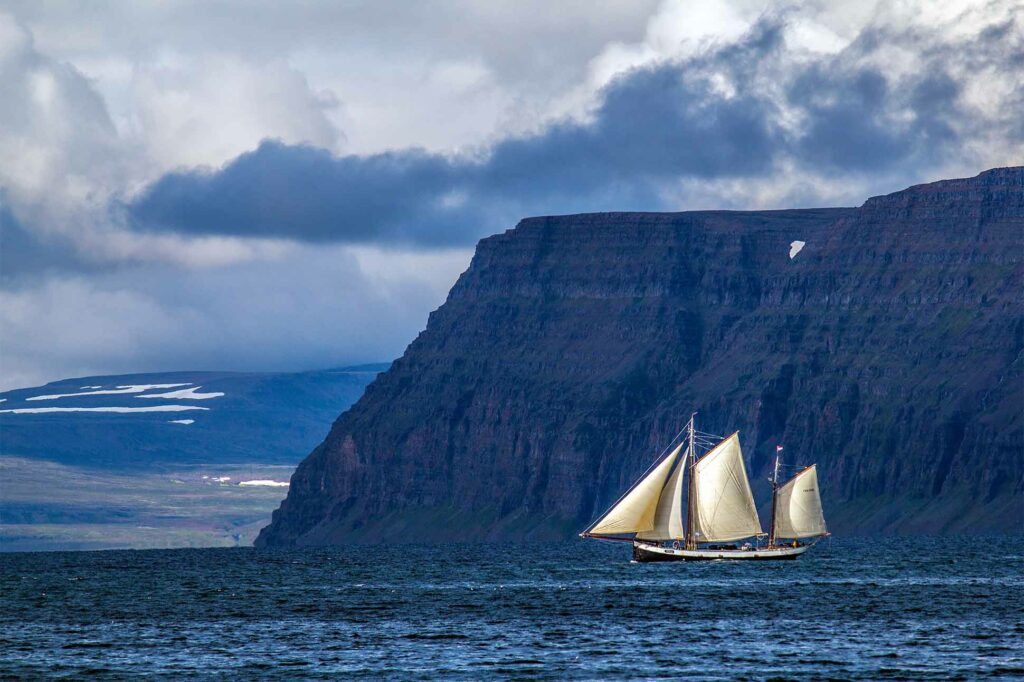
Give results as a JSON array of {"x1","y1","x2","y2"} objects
[{"x1": 0, "y1": 0, "x2": 1021, "y2": 390}]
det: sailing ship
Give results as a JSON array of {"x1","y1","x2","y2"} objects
[{"x1": 580, "y1": 415, "x2": 828, "y2": 561}]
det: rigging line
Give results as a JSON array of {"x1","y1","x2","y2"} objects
[{"x1": 657, "y1": 424, "x2": 691, "y2": 461}]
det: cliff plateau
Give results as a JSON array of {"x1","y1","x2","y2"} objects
[{"x1": 257, "y1": 168, "x2": 1023, "y2": 546}]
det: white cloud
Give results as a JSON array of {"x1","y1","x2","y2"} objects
[
  {"x1": 84, "y1": 231, "x2": 298, "y2": 269},
  {"x1": 0, "y1": 13, "x2": 126, "y2": 225},
  {"x1": 5, "y1": 1, "x2": 659, "y2": 156},
  {"x1": 128, "y1": 54, "x2": 342, "y2": 169},
  {"x1": 0, "y1": 11, "x2": 346, "y2": 274}
]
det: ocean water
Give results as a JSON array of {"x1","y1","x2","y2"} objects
[{"x1": 2, "y1": 537, "x2": 1022, "y2": 679}]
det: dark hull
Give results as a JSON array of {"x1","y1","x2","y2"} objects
[{"x1": 632, "y1": 543, "x2": 808, "y2": 562}]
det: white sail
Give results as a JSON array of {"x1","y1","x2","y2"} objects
[
  {"x1": 587, "y1": 442, "x2": 686, "y2": 536},
  {"x1": 636, "y1": 445, "x2": 687, "y2": 541},
  {"x1": 773, "y1": 465, "x2": 828, "y2": 539},
  {"x1": 691, "y1": 433, "x2": 763, "y2": 542}
]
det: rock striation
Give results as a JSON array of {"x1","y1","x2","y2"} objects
[{"x1": 257, "y1": 168, "x2": 1023, "y2": 546}]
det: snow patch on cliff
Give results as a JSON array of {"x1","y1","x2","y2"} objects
[{"x1": 789, "y1": 241, "x2": 806, "y2": 259}]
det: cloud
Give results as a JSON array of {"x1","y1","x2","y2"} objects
[
  {"x1": 127, "y1": 22, "x2": 786, "y2": 247},
  {"x1": 2, "y1": 0, "x2": 1022, "y2": 390},
  {"x1": 128, "y1": 55, "x2": 342, "y2": 170},
  {"x1": 0, "y1": 200, "x2": 98, "y2": 283},
  {"x1": 0, "y1": 13, "x2": 125, "y2": 225},
  {"x1": 5, "y1": 0, "x2": 661, "y2": 155},
  {"x1": 129, "y1": 143, "x2": 469, "y2": 245},
  {"x1": 127, "y1": 10, "x2": 1024, "y2": 246},
  {"x1": 0, "y1": 244, "x2": 470, "y2": 391},
  {"x1": 0, "y1": 10, "x2": 353, "y2": 281}
]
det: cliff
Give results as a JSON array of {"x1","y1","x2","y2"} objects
[{"x1": 257, "y1": 168, "x2": 1023, "y2": 546}]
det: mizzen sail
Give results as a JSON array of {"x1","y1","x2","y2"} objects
[
  {"x1": 691, "y1": 433, "x2": 763, "y2": 542},
  {"x1": 773, "y1": 465, "x2": 827, "y2": 539},
  {"x1": 586, "y1": 442, "x2": 686, "y2": 536}
]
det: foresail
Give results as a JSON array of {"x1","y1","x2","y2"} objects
[
  {"x1": 587, "y1": 442, "x2": 685, "y2": 536},
  {"x1": 636, "y1": 445, "x2": 687, "y2": 541},
  {"x1": 691, "y1": 433, "x2": 763, "y2": 542},
  {"x1": 773, "y1": 465, "x2": 828, "y2": 539}
]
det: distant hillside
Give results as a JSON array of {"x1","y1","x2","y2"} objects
[
  {"x1": 1, "y1": 365, "x2": 387, "y2": 551},
  {"x1": 0, "y1": 365, "x2": 387, "y2": 469}
]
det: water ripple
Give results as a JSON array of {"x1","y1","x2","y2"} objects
[{"x1": 1, "y1": 536, "x2": 1022, "y2": 678}]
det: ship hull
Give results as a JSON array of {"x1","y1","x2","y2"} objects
[{"x1": 632, "y1": 542, "x2": 811, "y2": 562}]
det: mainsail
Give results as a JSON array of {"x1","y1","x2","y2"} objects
[
  {"x1": 773, "y1": 465, "x2": 828, "y2": 539},
  {"x1": 586, "y1": 442, "x2": 686, "y2": 536},
  {"x1": 691, "y1": 433, "x2": 763, "y2": 542}
]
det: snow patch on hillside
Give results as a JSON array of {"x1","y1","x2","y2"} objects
[
  {"x1": 239, "y1": 480, "x2": 289, "y2": 487},
  {"x1": 1, "y1": 405, "x2": 209, "y2": 414},
  {"x1": 789, "y1": 240, "x2": 806, "y2": 258},
  {"x1": 169, "y1": 419, "x2": 195, "y2": 425},
  {"x1": 138, "y1": 386, "x2": 224, "y2": 400},
  {"x1": 28, "y1": 384, "x2": 192, "y2": 401}
]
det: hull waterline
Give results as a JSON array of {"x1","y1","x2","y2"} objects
[{"x1": 632, "y1": 542, "x2": 811, "y2": 562}]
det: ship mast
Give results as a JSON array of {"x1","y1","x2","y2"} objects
[
  {"x1": 685, "y1": 413, "x2": 697, "y2": 550},
  {"x1": 768, "y1": 448, "x2": 781, "y2": 548}
]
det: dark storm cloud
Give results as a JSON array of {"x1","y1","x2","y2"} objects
[
  {"x1": 785, "y1": 20, "x2": 982, "y2": 174},
  {"x1": 127, "y1": 15, "x2": 1022, "y2": 247},
  {"x1": 0, "y1": 200, "x2": 98, "y2": 285},
  {"x1": 129, "y1": 143, "x2": 471, "y2": 245},
  {"x1": 128, "y1": 21, "x2": 786, "y2": 246}
]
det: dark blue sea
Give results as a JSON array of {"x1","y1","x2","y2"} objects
[{"x1": 2, "y1": 537, "x2": 1022, "y2": 679}]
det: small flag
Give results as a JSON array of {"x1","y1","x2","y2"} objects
[{"x1": 776, "y1": 445, "x2": 784, "y2": 452}]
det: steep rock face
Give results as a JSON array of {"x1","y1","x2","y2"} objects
[{"x1": 257, "y1": 168, "x2": 1023, "y2": 546}]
